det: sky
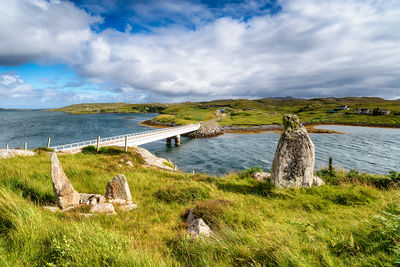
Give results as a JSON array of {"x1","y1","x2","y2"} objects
[{"x1": 0, "y1": 0, "x2": 399, "y2": 108}]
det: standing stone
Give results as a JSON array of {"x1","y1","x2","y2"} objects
[
  {"x1": 50, "y1": 153, "x2": 80, "y2": 209},
  {"x1": 270, "y1": 114, "x2": 315, "y2": 188},
  {"x1": 105, "y1": 174, "x2": 132, "y2": 201}
]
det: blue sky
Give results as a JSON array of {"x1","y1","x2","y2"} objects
[{"x1": 0, "y1": 0, "x2": 399, "y2": 108}]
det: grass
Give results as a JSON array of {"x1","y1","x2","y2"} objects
[
  {"x1": 50, "y1": 97, "x2": 400, "y2": 127},
  {"x1": 0, "y1": 150, "x2": 399, "y2": 265}
]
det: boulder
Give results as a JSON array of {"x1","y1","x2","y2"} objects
[
  {"x1": 251, "y1": 172, "x2": 271, "y2": 181},
  {"x1": 186, "y1": 122, "x2": 222, "y2": 138},
  {"x1": 270, "y1": 115, "x2": 315, "y2": 188},
  {"x1": 89, "y1": 203, "x2": 115, "y2": 214},
  {"x1": 187, "y1": 209, "x2": 212, "y2": 238},
  {"x1": 106, "y1": 174, "x2": 132, "y2": 201},
  {"x1": 50, "y1": 153, "x2": 80, "y2": 209},
  {"x1": 313, "y1": 176, "x2": 325, "y2": 187}
]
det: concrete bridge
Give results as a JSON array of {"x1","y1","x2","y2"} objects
[{"x1": 51, "y1": 123, "x2": 200, "y2": 153}]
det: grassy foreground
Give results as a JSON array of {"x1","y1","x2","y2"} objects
[
  {"x1": 0, "y1": 149, "x2": 400, "y2": 266},
  {"x1": 51, "y1": 97, "x2": 400, "y2": 127}
]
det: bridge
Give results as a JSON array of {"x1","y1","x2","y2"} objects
[{"x1": 51, "y1": 123, "x2": 200, "y2": 153}]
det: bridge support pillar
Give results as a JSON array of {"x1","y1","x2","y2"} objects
[
  {"x1": 174, "y1": 135, "x2": 181, "y2": 146},
  {"x1": 166, "y1": 138, "x2": 172, "y2": 146}
]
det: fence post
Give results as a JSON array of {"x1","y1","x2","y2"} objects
[
  {"x1": 174, "y1": 165, "x2": 177, "y2": 171},
  {"x1": 6, "y1": 144, "x2": 8, "y2": 150},
  {"x1": 124, "y1": 136, "x2": 128, "y2": 152},
  {"x1": 96, "y1": 136, "x2": 100, "y2": 152},
  {"x1": 329, "y1": 157, "x2": 333, "y2": 174},
  {"x1": 24, "y1": 142, "x2": 28, "y2": 150},
  {"x1": 47, "y1": 137, "x2": 51, "y2": 148}
]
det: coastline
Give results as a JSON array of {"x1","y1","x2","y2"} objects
[{"x1": 140, "y1": 119, "x2": 400, "y2": 135}]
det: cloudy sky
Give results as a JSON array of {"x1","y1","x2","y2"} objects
[{"x1": 0, "y1": 0, "x2": 399, "y2": 108}]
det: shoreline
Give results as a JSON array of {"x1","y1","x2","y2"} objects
[{"x1": 140, "y1": 119, "x2": 400, "y2": 135}]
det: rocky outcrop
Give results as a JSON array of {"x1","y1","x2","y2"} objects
[
  {"x1": 134, "y1": 147, "x2": 174, "y2": 171},
  {"x1": 0, "y1": 149, "x2": 35, "y2": 159},
  {"x1": 51, "y1": 153, "x2": 80, "y2": 209},
  {"x1": 270, "y1": 115, "x2": 316, "y2": 188},
  {"x1": 106, "y1": 174, "x2": 132, "y2": 201},
  {"x1": 251, "y1": 172, "x2": 271, "y2": 181},
  {"x1": 187, "y1": 209, "x2": 212, "y2": 238},
  {"x1": 186, "y1": 122, "x2": 222, "y2": 138}
]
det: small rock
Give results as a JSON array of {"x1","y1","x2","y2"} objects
[
  {"x1": 251, "y1": 172, "x2": 271, "y2": 181},
  {"x1": 125, "y1": 161, "x2": 133, "y2": 168},
  {"x1": 51, "y1": 153, "x2": 80, "y2": 209},
  {"x1": 106, "y1": 174, "x2": 132, "y2": 201},
  {"x1": 89, "y1": 197, "x2": 97, "y2": 205},
  {"x1": 43, "y1": 206, "x2": 59, "y2": 212},
  {"x1": 313, "y1": 176, "x2": 325, "y2": 186},
  {"x1": 89, "y1": 203, "x2": 115, "y2": 214},
  {"x1": 187, "y1": 209, "x2": 212, "y2": 238},
  {"x1": 108, "y1": 198, "x2": 127, "y2": 205},
  {"x1": 79, "y1": 193, "x2": 105, "y2": 205},
  {"x1": 118, "y1": 203, "x2": 137, "y2": 211}
]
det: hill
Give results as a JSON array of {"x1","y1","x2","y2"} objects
[{"x1": 51, "y1": 97, "x2": 400, "y2": 127}]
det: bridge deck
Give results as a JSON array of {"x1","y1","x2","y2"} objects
[{"x1": 51, "y1": 123, "x2": 200, "y2": 153}]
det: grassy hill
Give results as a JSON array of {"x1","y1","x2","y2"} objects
[
  {"x1": 0, "y1": 149, "x2": 400, "y2": 265},
  {"x1": 50, "y1": 97, "x2": 400, "y2": 127}
]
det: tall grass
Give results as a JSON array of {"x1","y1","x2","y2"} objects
[{"x1": 0, "y1": 152, "x2": 399, "y2": 265}]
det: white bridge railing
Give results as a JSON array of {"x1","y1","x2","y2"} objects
[{"x1": 51, "y1": 123, "x2": 200, "y2": 152}]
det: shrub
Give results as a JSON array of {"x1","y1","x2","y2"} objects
[
  {"x1": 325, "y1": 188, "x2": 374, "y2": 206},
  {"x1": 183, "y1": 199, "x2": 232, "y2": 229},
  {"x1": 81, "y1": 145, "x2": 97, "y2": 154}
]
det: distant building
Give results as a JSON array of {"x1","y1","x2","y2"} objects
[
  {"x1": 372, "y1": 108, "x2": 390, "y2": 115},
  {"x1": 336, "y1": 105, "x2": 350, "y2": 110},
  {"x1": 355, "y1": 108, "x2": 370, "y2": 114}
]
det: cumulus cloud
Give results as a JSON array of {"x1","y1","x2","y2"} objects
[
  {"x1": 0, "y1": 0, "x2": 399, "y2": 102},
  {"x1": 77, "y1": 0, "x2": 400, "y2": 99},
  {"x1": 0, "y1": 73, "x2": 33, "y2": 98},
  {"x1": 0, "y1": 0, "x2": 100, "y2": 65}
]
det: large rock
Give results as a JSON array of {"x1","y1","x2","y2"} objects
[
  {"x1": 187, "y1": 209, "x2": 212, "y2": 238},
  {"x1": 186, "y1": 122, "x2": 222, "y2": 138},
  {"x1": 51, "y1": 153, "x2": 80, "y2": 209},
  {"x1": 106, "y1": 174, "x2": 132, "y2": 201},
  {"x1": 270, "y1": 115, "x2": 315, "y2": 188}
]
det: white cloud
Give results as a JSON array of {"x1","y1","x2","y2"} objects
[
  {"x1": 0, "y1": 0, "x2": 399, "y2": 102},
  {"x1": 0, "y1": 0, "x2": 100, "y2": 65},
  {"x1": 0, "y1": 73, "x2": 33, "y2": 98},
  {"x1": 75, "y1": 0, "x2": 400, "y2": 99}
]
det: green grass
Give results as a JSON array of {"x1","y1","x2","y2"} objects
[
  {"x1": 0, "y1": 152, "x2": 399, "y2": 265},
  {"x1": 51, "y1": 97, "x2": 400, "y2": 127}
]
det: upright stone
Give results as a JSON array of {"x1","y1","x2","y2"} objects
[
  {"x1": 106, "y1": 174, "x2": 132, "y2": 201},
  {"x1": 50, "y1": 153, "x2": 80, "y2": 209},
  {"x1": 270, "y1": 114, "x2": 315, "y2": 188}
]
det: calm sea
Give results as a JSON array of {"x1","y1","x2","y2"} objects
[{"x1": 1, "y1": 110, "x2": 399, "y2": 175}]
